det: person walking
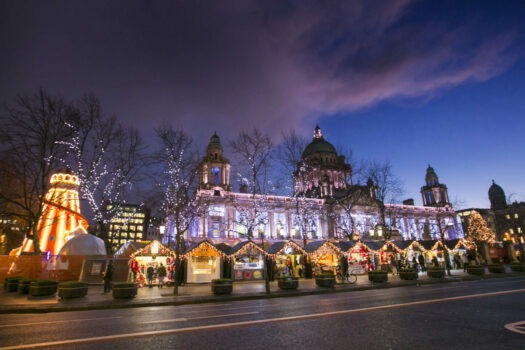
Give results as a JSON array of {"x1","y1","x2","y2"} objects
[
  {"x1": 157, "y1": 263, "x2": 167, "y2": 288},
  {"x1": 146, "y1": 265, "x2": 154, "y2": 287},
  {"x1": 418, "y1": 253, "x2": 426, "y2": 272},
  {"x1": 461, "y1": 253, "x2": 470, "y2": 271},
  {"x1": 103, "y1": 260, "x2": 114, "y2": 294},
  {"x1": 390, "y1": 255, "x2": 398, "y2": 276}
]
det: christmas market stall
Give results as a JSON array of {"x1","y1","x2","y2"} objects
[
  {"x1": 129, "y1": 240, "x2": 176, "y2": 286},
  {"x1": 392, "y1": 240, "x2": 427, "y2": 270},
  {"x1": 337, "y1": 240, "x2": 375, "y2": 274},
  {"x1": 266, "y1": 240, "x2": 308, "y2": 279},
  {"x1": 228, "y1": 240, "x2": 268, "y2": 282},
  {"x1": 360, "y1": 241, "x2": 384, "y2": 271},
  {"x1": 444, "y1": 239, "x2": 476, "y2": 268},
  {"x1": 114, "y1": 241, "x2": 148, "y2": 283},
  {"x1": 304, "y1": 240, "x2": 343, "y2": 275},
  {"x1": 419, "y1": 240, "x2": 445, "y2": 269},
  {"x1": 378, "y1": 241, "x2": 405, "y2": 272},
  {"x1": 184, "y1": 240, "x2": 226, "y2": 283}
]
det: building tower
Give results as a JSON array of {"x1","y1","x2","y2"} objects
[
  {"x1": 21, "y1": 169, "x2": 88, "y2": 256},
  {"x1": 294, "y1": 125, "x2": 352, "y2": 199},
  {"x1": 420, "y1": 165, "x2": 450, "y2": 207},
  {"x1": 488, "y1": 180, "x2": 507, "y2": 210},
  {"x1": 199, "y1": 132, "x2": 231, "y2": 194}
]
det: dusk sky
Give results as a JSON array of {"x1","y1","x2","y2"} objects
[{"x1": 1, "y1": 1, "x2": 524, "y2": 209}]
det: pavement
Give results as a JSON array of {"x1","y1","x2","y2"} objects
[{"x1": 1, "y1": 269, "x2": 523, "y2": 314}]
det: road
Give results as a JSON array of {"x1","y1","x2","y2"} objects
[{"x1": 1, "y1": 277, "x2": 524, "y2": 349}]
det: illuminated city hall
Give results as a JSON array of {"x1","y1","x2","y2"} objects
[{"x1": 166, "y1": 126, "x2": 464, "y2": 245}]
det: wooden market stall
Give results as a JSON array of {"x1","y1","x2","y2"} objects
[
  {"x1": 228, "y1": 240, "x2": 269, "y2": 281},
  {"x1": 129, "y1": 240, "x2": 176, "y2": 286},
  {"x1": 337, "y1": 241, "x2": 368, "y2": 274},
  {"x1": 266, "y1": 240, "x2": 308, "y2": 279},
  {"x1": 184, "y1": 240, "x2": 226, "y2": 283},
  {"x1": 304, "y1": 240, "x2": 343, "y2": 275}
]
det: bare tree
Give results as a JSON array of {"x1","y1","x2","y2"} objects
[
  {"x1": 277, "y1": 130, "x2": 326, "y2": 245},
  {"x1": 331, "y1": 186, "x2": 375, "y2": 240},
  {"x1": 275, "y1": 129, "x2": 309, "y2": 193},
  {"x1": 229, "y1": 128, "x2": 274, "y2": 294},
  {"x1": 430, "y1": 206, "x2": 462, "y2": 276},
  {"x1": 361, "y1": 160, "x2": 403, "y2": 240},
  {"x1": 154, "y1": 124, "x2": 206, "y2": 295},
  {"x1": 0, "y1": 89, "x2": 77, "y2": 254},
  {"x1": 60, "y1": 94, "x2": 145, "y2": 253}
]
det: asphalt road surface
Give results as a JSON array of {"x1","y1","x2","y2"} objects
[{"x1": 1, "y1": 277, "x2": 524, "y2": 350}]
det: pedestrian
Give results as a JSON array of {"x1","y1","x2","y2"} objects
[
  {"x1": 157, "y1": 263, "x2": 167, "y2": 288},
  {"x1": 418, "y1": 253, "x2": 426, "y2": 272},
  {"x1": 146, "y1": 265, "x2": 154, "y2": 287},
  {"x1": 339, "y1": 255, "x2": 349, "y2": 277},
  {"x1": 461, "y1": 253, "x2": 470, "y2": 271},
  {"x1": 453, "y1": 254, "x2": 461, "y2": 270},
  {"x1": 395, "y1": 252, "x2": 402, "y2": 271},
  {"x1": 412, "y1": 256, "x2": 419, "y2": 272},
  {"x1": 103, "y1": 260, "x2": 114, "y2": 294},
  {"x1": 390, "y1": 255, "x2": 398, "y2": 275},
  {"x1": 431, "y1": 255, "x2": 439, "y2": 268}
]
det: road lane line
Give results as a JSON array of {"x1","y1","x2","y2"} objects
[
  {"x1": 141, "y1": 312, "x2": 259, "y2": 324},
  {"x1": 4, "y1": 288, "x2": 524, "y2": 349},
  {"x1": 0, "y1": 316, "x2": 122, "y2": 328},
  {"x1": 141, "y1": 318, "x2": 188, "y2": 324},
  {"x1": 505, "y1": 321, "x2": 525, "y2": 335}
]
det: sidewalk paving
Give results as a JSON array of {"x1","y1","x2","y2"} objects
[{"x1": 1, "y1": 269, "x2": 522, "y2": 314}]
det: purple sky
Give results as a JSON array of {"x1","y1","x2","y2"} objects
[{"x1": 1, "y1": 0, "x2": 524, "y2": 209}]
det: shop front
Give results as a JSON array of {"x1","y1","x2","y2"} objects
[
  {"x1": 267, "y1": 240, "x2": 308, "y2": 278},
  {"x1": 444, "y1": 238, "x2": 474, "y2": 268},
  {"x1": 129, "y1": 240, "x2": 175, "y2": 286},
  {"x1": 229, "y1": 241, "x2": 268, "y2": 281},
  {"x1": 305, "y1": 240, "x2": 342, "y2": 275},
  {"x1": 338, "y1": 241, "x2": 371, "y2": 274},
  {"x1": 185, "y1": 240, "x2": 225, "y2": 283}
]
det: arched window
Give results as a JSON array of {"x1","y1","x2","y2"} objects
[{"x1": 211, "y1": 167, "x2": 220, "y2": 185}]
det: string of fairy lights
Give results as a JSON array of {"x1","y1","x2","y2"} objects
[{"x1": 126, "y1": 238, "x2": 474, "y2": 263}]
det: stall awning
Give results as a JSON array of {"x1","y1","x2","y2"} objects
[
  {"x1": 266, "y1": 240, "x2": 307, "y2": 256},
  {"x1": 418, "y1": 240, "x2": 440, "y2": 251},
  {"x1": 228, "y1": 240, "x2": 269, "y2": 258},
  {"x1": 304, "y1": 240, "x2": 342, "y2": 256},
  {"x1": 336, "y1": 240, "x2": 356, "y2": 253},
  {"x1": 185, "y1": 239, "x2": 226, "y2": 258},
  {"x1": 114, "y1": 241, "x2": 147, "y2": 258},
  {"x1": 361, "y1": 241, "x2": 385, "y2": 253},
  {"x1": 130, "y1": 240, "x2": 175, "y2": 258}
]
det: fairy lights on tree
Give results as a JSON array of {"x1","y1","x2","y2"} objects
[
  {"x1": 0, "y1": 89, "x2": 77, "y2": 254},
  {"x1": 154, "y1": 124, "x2": 207, "y2": 295},
  {"x1": 228, "y1": 128, "x2": 274, "y2": 293},
  {"x1": 466, "y1": 210, "x2": 496, "y2": 244},
  {"x1": 58, "y1": 94, "x2": 144, "y2": 253}
]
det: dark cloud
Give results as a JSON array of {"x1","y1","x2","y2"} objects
[{"x1": 0, "y1": 0, "x2": 522, "y2": 144}]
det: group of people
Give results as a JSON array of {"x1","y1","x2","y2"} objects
[
  {"x1": 145, "y1": 263, "x2": 168, "y2": 287},
  {"x1": 129, "y1": 259, "x2": 171, "y2": 288}
]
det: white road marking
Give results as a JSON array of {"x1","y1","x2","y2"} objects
[
  {"x1": 3, "y1": 288, "x2": 524, "y2": 349},
  {"x1": 0, "y1": 316, "x2": 122, "y2": 328},
  {"x1": 141, "y1": 312, "x2": 259, "y2": 324},
  {"x1": 505, "y1": 321, "x2": 525, "y2": 335}
]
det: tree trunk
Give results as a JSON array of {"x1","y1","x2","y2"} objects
[
  {"x1": 97, "y1": 221, "x2": 111, "y2": 255},
  {"x1": 173, "y1": 235, "x2": 181, "y2": 295}
]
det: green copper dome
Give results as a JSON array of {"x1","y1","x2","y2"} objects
[
  {"x1": 302, "y1": 125, "x2": 337, "y2": 158},
  {"x1": 207, "y1": 132, "x2": 222, "y2": 151},
  {"x1": 488, "y1": 180, "x2": 507, "y2": 210}
]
